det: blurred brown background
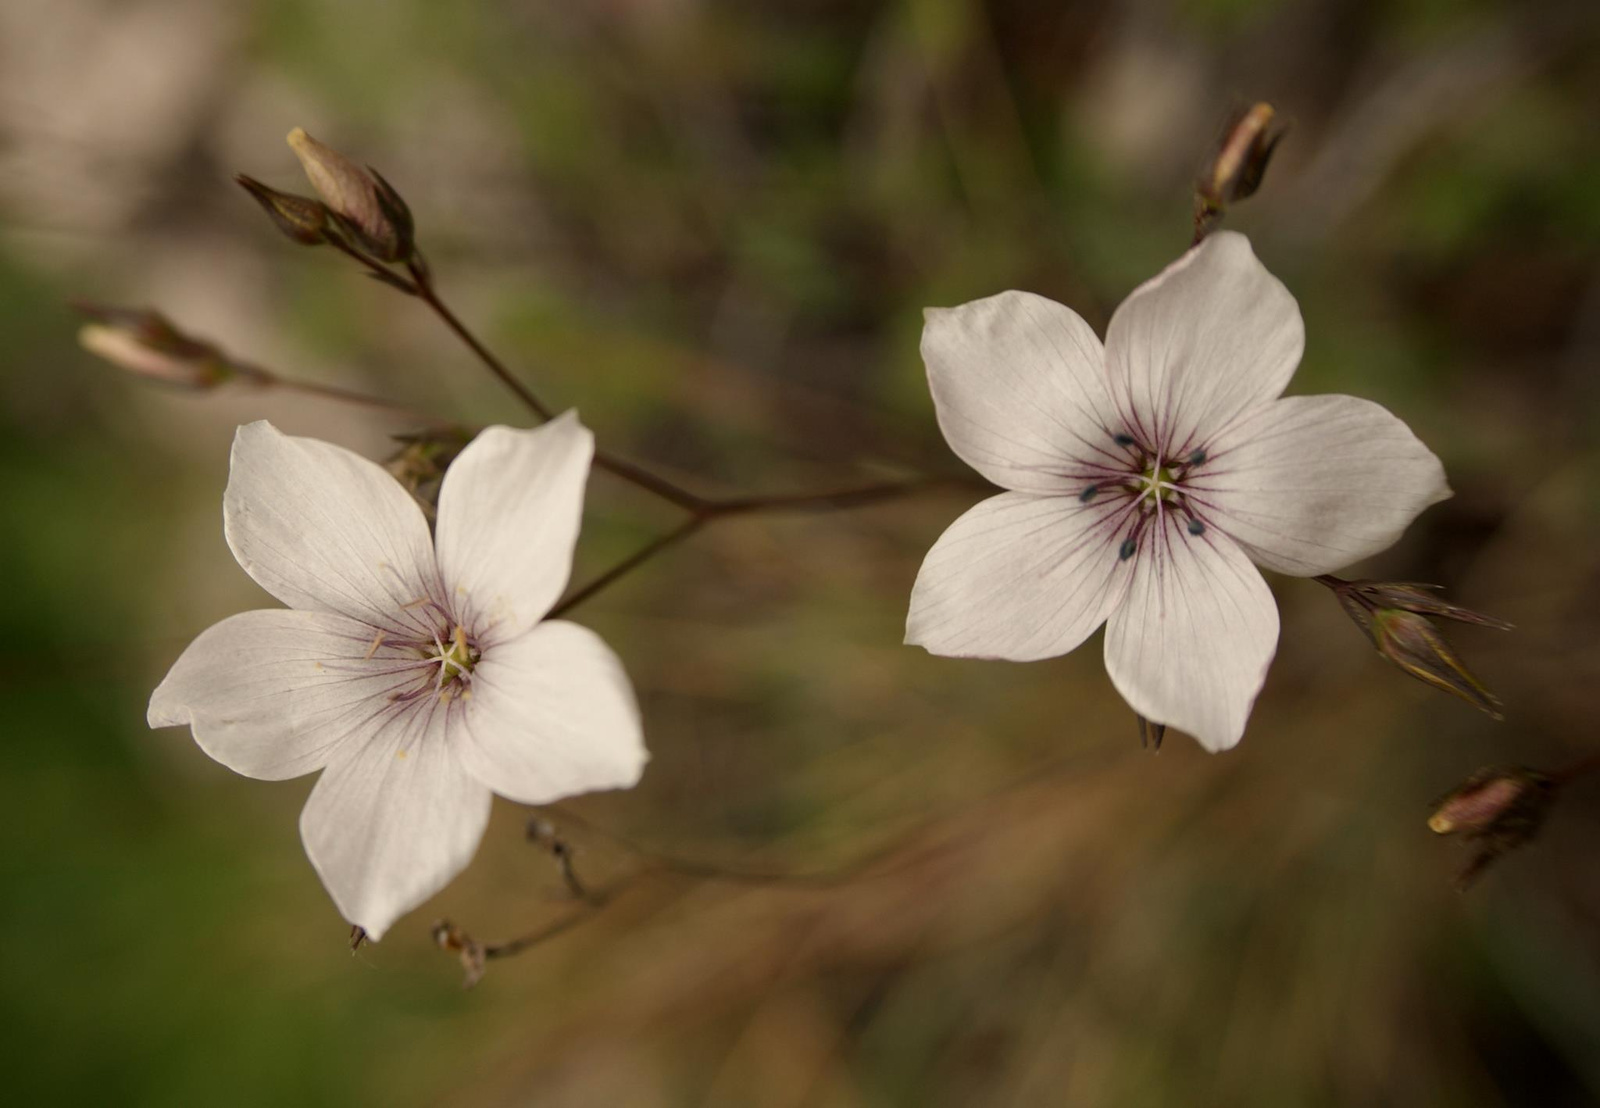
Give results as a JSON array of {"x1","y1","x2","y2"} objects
[{"x1": 3, "y1": 0, "x2": 1599, "y2": 1104}]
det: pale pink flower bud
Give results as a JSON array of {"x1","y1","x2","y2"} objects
[
  {"x1": 286, "y1": 127, "x2": 413, "y2": 262},
  {"x1": 1428, "y1": 766, "x2": 1556, "y2": 888},
  {"x1": 75, "y1": 305, "x2": 265, "y2": 390}
]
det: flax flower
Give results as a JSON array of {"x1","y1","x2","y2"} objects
[
  {"x1": 907, "y1": 232, "x2": 1449, "y2": 751},
  {"x1": 149, "y1": 413, "x2": 645, "y2": 939}
]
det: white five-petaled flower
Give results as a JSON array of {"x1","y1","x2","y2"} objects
[
  {"x1": 149, "y1": 412, "x2": 646, "y2": 939},
  {"x1": 906, "y1": 232, "x2": 1450, "y2": 751}
]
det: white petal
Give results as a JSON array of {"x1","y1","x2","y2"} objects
[
  {"x1": 921, "y1": 291, "x2": 1123, "y2": 493},
  {"x1": 1104, "y1": 232, "x2": 1304, "y2": 456},
  {"x1": 1191, "y1": 395, "x2": 1451, "y2": 577},
  {"x1": 434, "y1": 414, "x2": 593, "y2": 645},
  {"x1": 300, "y1": 703, "x2": 491, "y2": 940},
  {"x1": 907, "y1": 491, "x2": 1135, "y2": 662},
  {"x1": 456, "y1": 621, "x2": 646, "y2": 805},
  {"x1": 148, "y1": 609, "x2": 407, "y2": 780},
  {"x1": 1103, "y1": 522, "x2": 1279, "y2": 752},
  {"x1": 224, "y1": 422, "x2": 441, "y2": 630}
]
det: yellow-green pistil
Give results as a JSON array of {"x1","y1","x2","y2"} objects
[
  {"x1": 429, "y1": 626, "x2": 479, "y2": 689},
  {"x1": 1137, "y1": 463, "x2": 1180, "y2": 505}
]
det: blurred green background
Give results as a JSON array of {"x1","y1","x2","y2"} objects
[{"x1": 3, "y1": 0, "x2": 1600, "y2": 1104}]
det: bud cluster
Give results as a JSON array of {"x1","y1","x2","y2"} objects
[{"x1": 237, "y1": 128, "x2": 416, "y2": 269}]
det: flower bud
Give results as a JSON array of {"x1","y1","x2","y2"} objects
[
  {"x1": 1429, "y1": 766, "x2": 1556, "y2": 888},
  {"x1": 1320, "y1": 576, "x2": 1507, "y2": 718},
  {"x1": 235, "y1": 174, "x2": 329, "y2": 246},
  {"x1": 286, "y1": 128, "x2": 413, "y2": 263},
  {"x1": 75, "y1": 304, "x2": 266, "y2": 390},
  {"x1": 1198, "y1": 102, "x2": 1282, "y2": 211},
  {"x1": 1367, "y1": 608, "x2": 1504, "y2": 719}
]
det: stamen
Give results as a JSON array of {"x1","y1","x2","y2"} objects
[
  {"x1": 1080, "y1": 484, "x2": 1099, "y2": 502},
  {"x1": 1187, "y1": 518, "x2": 1205, "y2": 536},
  {"x1": 1186, "y1": 448, "x2": 1207, "y2": 466},
  {"x1": 363, "y1": 630, "x2": 386, "y2": 660},
  {"x1": 401, "y1": 596, "x2": 433, "y2": 609},
  {"x1": 1113, "y1": 433, "x2": 1136, "y2": 448},
  {"x1": 1118, "y1": 537, "x2": 1137, "y2": 561}
]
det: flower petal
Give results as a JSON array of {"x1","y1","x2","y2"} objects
[
  {"x1": 1104, "y1": 231, "x2": 1303, "y2": 456},
  {"x1": 224, "y1": 421, "x2": 440, "y2": 631},
  {"x1": 907, "y1": 491, "x2": 1135, "y2": 662},
  {"x1": 300, "y1": 704, "x2": 491, "y2": 940},
  {"x1": 922, "y1": 291, "x2": 1122, "y2": 493},
  {"x1": 456, "y1": 621, "x2": 646, "y2": 805},
  {"x1": 148, "y1": 608, "x2": 416, "y2": 780},
  {"x1": 1194, "y1": 395, "x2": 1450, "y2": 576},
  {"x1": 1103, "y1": 522, "x2": 1279, "y2": 752},
  {"x1": 434, "y1": 414, "x2": 593, "y2": 645}
]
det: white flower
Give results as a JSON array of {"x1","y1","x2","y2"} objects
[
  {"x1": 906, "y1": 232, "x2": 1450, "y2": 751},
  {"x1": 149, "y1": 413, "x2": 646, "y2": 939}
]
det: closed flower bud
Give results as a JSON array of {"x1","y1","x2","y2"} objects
[
  {"x1": 75, "y1": 304, "x2": 266, "y2": 390},
  {"x1": 1429, "y1": 766, "x2": 1556, "y2": 888},
  {"x1": 235, "y1": 174, "x2": 329, "y2": 246},
  {"x1": 1198, "y1": 102, "x2": 1282, "y2": 211},
  {"x1": 1368, "y1": 608, "x2": 1504, "y2": 719},
  {"x1": 1320, "y1": 576, "x2": 1506, "y2": 718},
  {"x1": 286, "y1": 127, "x2": 412, "y2": 262}
]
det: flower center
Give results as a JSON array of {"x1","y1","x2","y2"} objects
[
  {"x1": 426, "y1": 625, "x2": 479, "y2": 696},
  {"x1": 1137, "y1": 463, "x2": 1179, "y2": 505},
  {"x1": 1085, "y1": 435, "x2": 1211, "y2": 562}
]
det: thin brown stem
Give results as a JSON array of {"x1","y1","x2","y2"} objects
[
  {"x1": 590, "y1": 450, "x2": 709, "y2": 512},
  {"x1": 265, "y1": 373, "x2": 458, "y2": 426},
  {"x1": 548, "y1": 475, "x2": 969, "y2": 617},
  {"x1": 310, "y1": 232, "x2": 967, "y2": 613},
  {"x1": 537, "y1": 804, "x2": 920, "y2": 889},
  {"x1": 481, "y1": 878, "x2": 629, "y2": 959},
  {"x1": 1552, "y1": 752, "x2": 1600, "y2": 785},
  {"x1": 327, "y1": 237, "x2": 419, "y2": 295},
  {"x1": 548, "y1": 517, "x2": 704, "y2": 619},
  {"x1": 329, "y1": 243, "x2": 944, "y2": 521},
  {"x1": 708, "y1": 477, "x2": 954, "y2": 517},
  {"x1": 406, "y1": 260, "x2": 555, "y2": 422}
]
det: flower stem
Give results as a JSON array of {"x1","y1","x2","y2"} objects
[
  {"x1": 373, "y1": 251, "x2": 723, "y2": 512},
  {"x1": 549, "y1": 518, "x2": 704, "y2": 619},
  {"x1": 549, "y1": 475, "x2": 966, "y2": 617},
  {"x1": 479, "y1": 894, "x2": 617, "y2": 960},
  {"x1": 1552, "y1": 752, "x2": 1600, "y2": 785},
  {"x1": 263, "y1": 372, "x2": 459, "y2": 426},
  {"x1": 318, "y1": 201, "x2": 977, "y2": 529},
  {"x1": 405, "y1": 259, "x2": 556, "y2": 422}
]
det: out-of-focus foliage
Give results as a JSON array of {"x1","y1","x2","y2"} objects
[{"x1": 2, "y1": 1, "x2": 1598, "y2": 1104}]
